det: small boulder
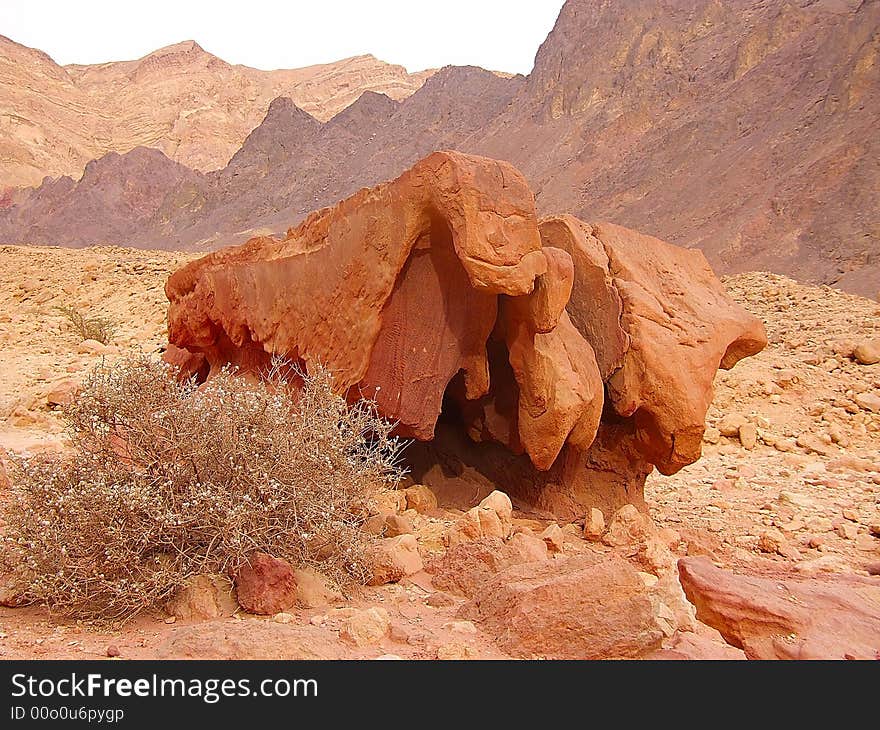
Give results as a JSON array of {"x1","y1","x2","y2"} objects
[
  {"x1": 583, "y1": 507, "x2": 605, "y2": 541},
  {"x1": 854, "y1": 392, "x2": 880, "y2": 413},
  {"x1": 340, "y1": 607, "x2": 391, "y2": 647},
  {"x1": 602, "y1": 504, "x2": 653, "y2": 547},
  {"x1": 478, "y1": 490, "x2": 513, "y2": 537},
  {"x1": 637, "y1": 532, "x2": 677, "y2": 575},
  {"x1": 476, "y1": 505, "x2": 506, "y2": 539},
  {"x1": 794, "y1": 555, "x2": 853, "y2": 575},
  {"x1": 853, "y1": 339, "x2": 880, "y2": 365},
  {"x1": 540, "y1": 523, "x2": 565, "y2": 553},
  {"x1": 292, "y1": 567, "x2": 343, "y2": 608},
  {"x1": 233, "y1": 552, "x2": 298, "y2": 615},
  {"x1": 362, "y1": 514, "x2": 387, "y2": 536},
  {"x1": 657, "y1": 527, "x2": 681, "y2": 550},
  {"x1": 756, "y1": 528, "x2": 786, "y2": 554},
  {"x1": 508, "y1": 532, "x2": 550, "y2": 562},
  {"x1": 383, "y1": 514, "x2": 414, "y2": 537},
  {"x1": 683, "y1": 528, "x2": 721, "y2": 561},
  {"x1": 717, "y1": 413, "x2": 747, "y2": 437},
  {"x1": 366, "y1": 534, "x2": 423, "y2": 586},
  {"x1": 445, "y1": 492, "x2": 514, "y2": 546},
  {"x1": 796, "y1": 433, "x2": 835, "y2": 455},
  {"x1": 738, "y1": 423, "x2": 757, "y2": 450},
  {"x1": 373, "y1": 489, "x2": 406, "y2": 514},
  {"x1": 45, "y1": 379, "x2": 79, "y2": 408},
  {"x1": 445, "y1": 508, "x2": 484, "y2": 547},
  {"x1": 404, "y1": 484, "x2": 438, "y2": 513}
]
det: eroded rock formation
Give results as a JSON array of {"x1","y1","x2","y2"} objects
[
  {"x1": 679, "y1": 557, "x2": 880, "y2": 660},
  {"x1": 165, "y1": 151, "x2": 766, "y2": 519}
]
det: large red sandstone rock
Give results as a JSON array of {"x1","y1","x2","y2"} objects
[
  {"x1": 679, "y1": 557, "x2": 880, "y2": 660},
  {"x1": 460, "y1": 551, "x2": 663, "y2": 659},
  {"x1": 165, "y1": 151, "x2": 765, "y2": 517}
]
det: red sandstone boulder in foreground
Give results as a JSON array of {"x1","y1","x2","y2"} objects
[
  {"x1": 679, "y1": 557, "x2": 880, "y2": 660},
  {"x1": 165, "y1": 151, "x2": 765, "y2": 518},
  {"x1": 460, "y1": 551, "x2": 664, "y2": 659}
]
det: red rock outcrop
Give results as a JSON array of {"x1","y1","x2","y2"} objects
[
  {"x1": 165, "y1": 151, "x2": 765, "y2": 518},
  {"x1": 679, "y1": 557, "x2": 880, "y2": 660}
]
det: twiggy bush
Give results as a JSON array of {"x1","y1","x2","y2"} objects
[
  {"x1": 55, "y1": 304, "x2": 117, "y2": 344},
  {"x1": 0, "y1": 355, "x2": 404, "y2": 622}
]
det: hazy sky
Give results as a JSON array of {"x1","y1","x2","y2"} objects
[{"x1": 0, "y1": 0, "x2": 567, "y2": 75}]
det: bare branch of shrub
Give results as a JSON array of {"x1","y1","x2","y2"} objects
[{"x1": 0, "y1": 354, "x2": 404, "y2": 623}]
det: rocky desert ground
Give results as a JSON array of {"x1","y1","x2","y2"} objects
[{"x1": 1, "y1": 243, "x2": 877, "y2": 660}]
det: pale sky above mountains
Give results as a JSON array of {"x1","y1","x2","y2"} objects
[{"x1": 1, "y1": 0, "x2": 567, "y2": 74}]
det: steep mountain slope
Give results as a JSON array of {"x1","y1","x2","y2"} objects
[
  {"x1": 0, "y1": 35, "x2": 433, "y2": 188},
  {"x1": 472, "y1": 0, "x2": 879, "y2": 293},
  {"x1": 0, "y1": 66, "x2": 522, "y2": 251}
]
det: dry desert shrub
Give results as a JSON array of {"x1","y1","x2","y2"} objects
[
  {"x1": 55, "y1": 304, "x2": 117, "y2": 344},
  {"x1": 0, "y1": 355, "x2": 404, "y2": 622}
]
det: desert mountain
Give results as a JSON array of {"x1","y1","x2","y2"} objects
[
  {"x1": 0, "y1": 147, "x2": 203, "y2": 248},
  {"x1": 474, "y1": 0, "x2": 880, "y2": 294},
  {"x1": 0, "y1": 66, "x2": 524, "y2": 250},
  {"x1": 0, "y1": 34, "x2": 433, "y2": 188},
  {"x1": 0, "y1": 0, "x2": 877, "y2": 294},
  {"x1": 151, "y1": 66, "x2": 525, "y2": 249}
]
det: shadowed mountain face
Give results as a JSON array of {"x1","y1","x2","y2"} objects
[
  {"x1": 0, "y1": 148, "x2": 204, "y2": 248},
  {"x1": 148, "y1": 66, "x2": 525, "y2": 250},
  {"x1": 0, "y1": 0, "x2": 877, "y2": 294}
]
